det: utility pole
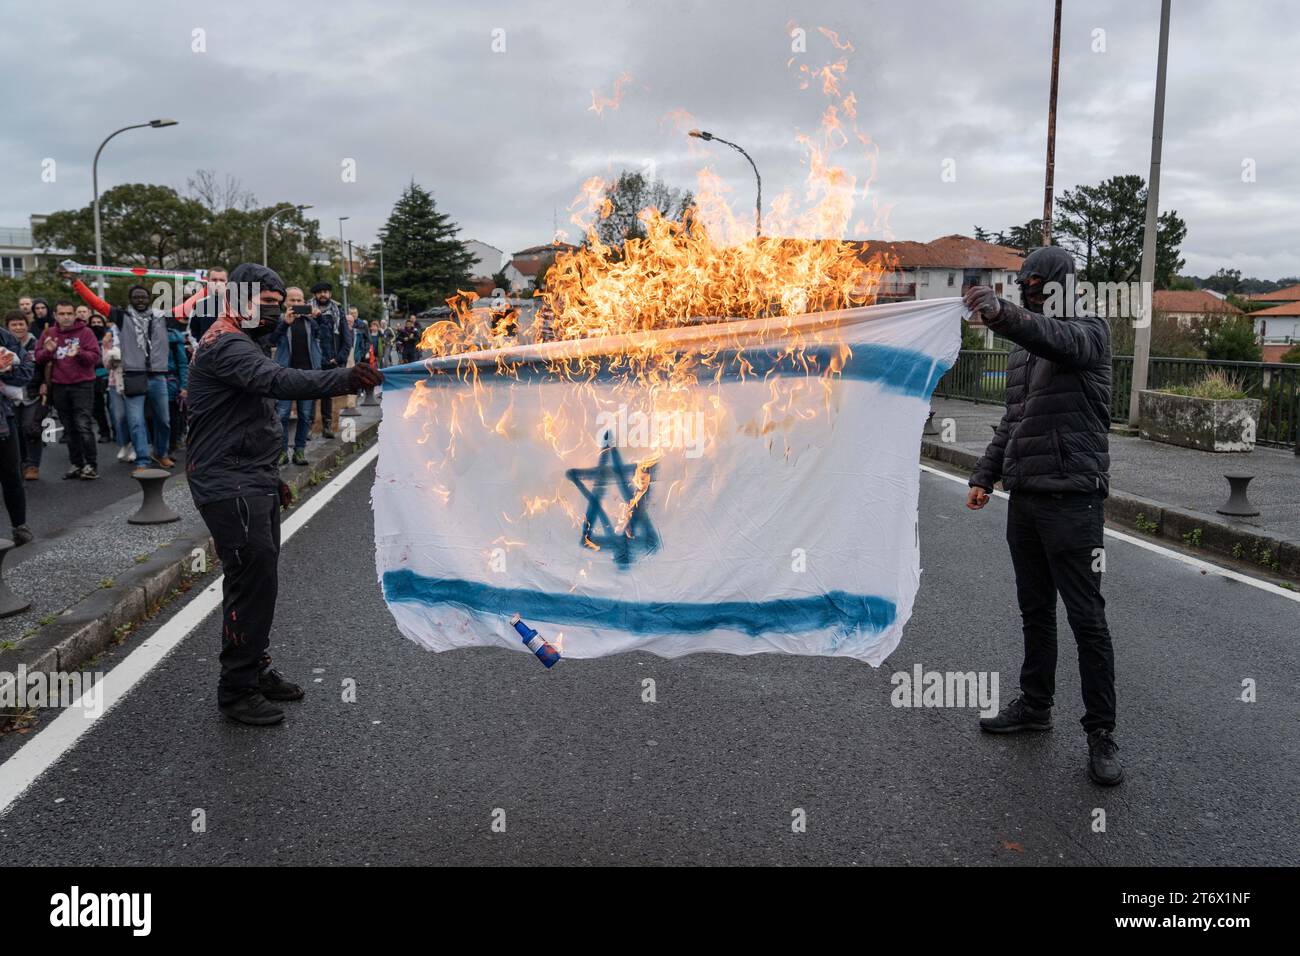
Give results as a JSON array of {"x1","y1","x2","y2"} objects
[
  {"x1": 1042, "y1": 0, "x2": 1062, "y2": 246},
  {"x1": 1128, "y1": 0, "x2": 1172, "y2": 428}
]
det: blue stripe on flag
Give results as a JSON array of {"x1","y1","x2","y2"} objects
[
  {"x1": 381, "y1": 569, "x2": 896, "y2": 638},
  {"x1": 380, "y1": 343, "x2": 949, "y2": 400}
]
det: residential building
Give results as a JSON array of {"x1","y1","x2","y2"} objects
[
  {"x1": 503, "y1": 242, "x2": 579, "y2": 294},
  {"x1": 1151, "y1": 289, "x2": 1243, "y2": 327},
  {"x1": 1250, "y1": 300, "x2": 1300, "y2": 362},
  {"x1": 463, "y1": 240, "x2": 505, "y2": 282}
]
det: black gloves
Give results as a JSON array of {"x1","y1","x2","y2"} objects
[{"x1": 349, "y1": 362, "x2": 383, "y2": 390}]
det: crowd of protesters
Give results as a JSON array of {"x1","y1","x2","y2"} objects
[{"x1": 0, "y1": 268, "x2": 404, "y2": 549}]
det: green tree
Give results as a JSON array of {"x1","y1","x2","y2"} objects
[
  {"x1": 1055, "y1": 174, "x2": 1186, "y2": 288},
  {"x1": 594, "y1": 170, "x2": 693, "y2": 251},
  {"x1": 1203, "y1": 267, "x2": 1242, "y2": 294},
  {"x1": 1201, "y1": 316, "x2": 1262, "y2": 362},
  {"x1": 373, "y1": 181, "x2": 475, "y2": 312}
]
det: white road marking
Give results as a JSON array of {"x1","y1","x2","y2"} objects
[
  {"x1": 0, "y1": 444, "x2": 379, "y2": 817},
  {"x1": 919, "y1": 463, "x2": 1300, "y2": 603}
]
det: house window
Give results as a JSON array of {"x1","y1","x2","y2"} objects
[
  {"x1": 947, "y1": 273, "x2": 955, "y2": 287},
  {"x1": 0, "y1": 255, "x2": 23, "y2": 278},
  {"x1": 920, "y1": 271, "x2": 929, "y2": 286}
]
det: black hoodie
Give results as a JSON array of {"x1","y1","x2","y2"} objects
[{"x1": 970, "y1": 247, "x2": 1112, "y2": 497}]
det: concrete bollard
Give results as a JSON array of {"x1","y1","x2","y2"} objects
[
  {"x1": 923, "y1": 408, "x2": 939, "y2": 436},
  {"x1": 1216, "y1": 474, "x2": 1260, "y2": 518},
  {"x1": 361, "y1": 386, "x2": 380, "y2": 407},
  {"x1": 0, "y1": 538, "x2": 31, "y2": 618},
  {"x1": 128, "y1": 469, "x2": 181, "y2": 525}
]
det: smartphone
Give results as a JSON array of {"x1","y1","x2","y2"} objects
[{"x1": 292, "y1": 305, "x2": 313, "y2": 316}]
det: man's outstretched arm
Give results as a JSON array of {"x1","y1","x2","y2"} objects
[
  {"x1": 964, "y1": 286, "x2": 1107, "y2": 371},
  {"x1": 207, "y1": 333, "x2": 380, "y2": 400}
]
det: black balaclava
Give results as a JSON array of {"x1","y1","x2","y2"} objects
[
  {"x1": 226, "y1": 262, "x2": 287, "y2": 338},
  {"x1": 1016, "y1": 246, "x2": 1076, "y2": 316}
]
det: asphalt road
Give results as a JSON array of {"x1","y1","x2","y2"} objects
[{"x1": 1, "y1": 461, "x2": 1296, "y2": 866}]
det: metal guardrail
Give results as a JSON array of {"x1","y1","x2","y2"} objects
[{"x1": 935, "y1": 350, "x2": 1299, "y2": 447}]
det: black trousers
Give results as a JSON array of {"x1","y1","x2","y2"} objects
[
  {"x1": 15, "y1": 401, "x2": 44, "y2": 468},
  {"x1": 52, "y1": 380, "x2": 97, "y2": 468},
  {"x1": 318, "y1": 360, "x2": 339, "y2": 431},
  {"x1": 1006, "y1": 491, "x2": 1116, "y2": 733},
  {"x1": 199, "y1": 494, "x2": 281, "y2": 706},
  {"x1": 93, "y1": 376, "x2": 111, "y2": 438},
  {"x1": 0, "y1": 424, "x2": 26, "y2": 528}
]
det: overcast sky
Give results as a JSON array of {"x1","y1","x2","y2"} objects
[{"x1": 3, "y1": 0, "x2": 1296, "y2": 278}]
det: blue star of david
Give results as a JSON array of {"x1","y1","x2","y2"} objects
[{"x1": 565, "y1": 437, "x2": 661, "y2": 568}]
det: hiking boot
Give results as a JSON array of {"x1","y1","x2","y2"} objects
[
  {"x1": 22, "y1": 466, "x2": 38, "y2": 481},
  {"x1": 1087, "y1": 730, "x2": 1124, "y2": 786},
  {"x1": 156, "y1": 455, "x2": 176, "y2": 469},
  {"x1": 979, "y1": 696, "x2": 1053, "y2": 733},
  {"x1": 219, "y1": 692, "x2": 285, "y2": 726},
  {"x1": 258, "y1": 667, "x2": 305, "y2": 702},
  {"x1": 11, "y1": 525, "x2": 34, "y2": 547},
  {"x1": 80, "y1": 464, "x2": 99, "y2": 480},
  {"x1": 278, "y1": 450, "x2": 289, "y2": 466},
  {"x1": 292, "y1": 448, "x2": 308, "y2": 466},
  {"x1": 63, "y1": 466, "x2": 81, "y2": 480}
]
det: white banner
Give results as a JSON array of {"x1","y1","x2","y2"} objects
[{"x1": 374, "y1": 297, "x2": 962, "y2": 665}]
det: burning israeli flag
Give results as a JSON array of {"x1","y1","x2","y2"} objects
[{"x1": 373, "y1": 297, "x2": 962, "y2": 665}]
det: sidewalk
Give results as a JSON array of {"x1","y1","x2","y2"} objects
[
  {"x1": 923, "y1": 397, "x2": 1300, "y2": 581},
  {"x1": 0, "y1": 402, "x2": 382, "y2": 690}
]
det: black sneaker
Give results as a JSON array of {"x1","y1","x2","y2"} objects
[
  {"x1": 258, "y1": 667, "x2": 305, "y2": 702},
  {"x1": 11, "y1": 525, "x2": 34, "y2": 547},
  {"x1": 63, "y1": 466, "x2": 81, "y2": 480},
  {"x1": 80, "y1": 464, "x2": 99, "y2": 480},
  {"x1": 1087, "y1": 730, "x2": 1124, "y2": 786},
  {"x1": 322, "y1": 429, "x2": 336, "y2": 440},
  {"x1": 219, "y1": 692, "x2": 285, "y2": 726},
  {"x1": 292, "y1": 449, "x2": 308, "y2": 466},
  {"x1": 979, "y1": 696, "x2": 1053, "y2": 733}
]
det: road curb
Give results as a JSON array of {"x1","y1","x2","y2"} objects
[
  {"x1": 0, "y1": 418, "x2": 380, "y2": 704},
  {"x1": 919, "y1": 438, "x2": 1300, "y2": 583}
]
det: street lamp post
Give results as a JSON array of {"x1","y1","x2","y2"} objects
[
  {"x1": 1127, "y1": 0, "x2": 1172, "y2": 428},
  {"x1": 92, "y1": 119, "x2": 177, "y2": 294},
  {"x1": 262, "y1": 203, "x2": 312, "y2": 266},
  {"x1": 688, "y1": 128, "x2": 762, "y2": 238},
  {"x1": 338, "y1": 216, "x2": 350, "y2": 315},
  {"x1": 376, "y1": 241, "x2": 388, "y2": 323}
]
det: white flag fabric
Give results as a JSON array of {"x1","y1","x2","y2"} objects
[{"x1": 374, "y1": 297, "x2": 962, "y2": 665}]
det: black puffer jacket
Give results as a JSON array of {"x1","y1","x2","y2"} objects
[{"x1": 969, "y1": 249, "x2": 1112, "y2": 497}]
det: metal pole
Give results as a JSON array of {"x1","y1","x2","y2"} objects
[
  {"x1": 715, "y1": 137, "x2": 762, "y2": 238},
  {"x1": 1042, "y1": 0, "x2": 1062, "y2": 246},
  {"x1": 377, "y1": 242, "x2": 388, "y2": 323},
  {"x1": 1128, "y1": 0, "x2": 1172, "y2": 428},
  {"x1": 338, "y1": 217, "x2": 350, "y2": 315},
  {"x1": 93, "y1": 124, "x2": 149, "y2": 296},
  {"x1": 262, "y1": 205, "x2": 290, "y2": 266}
]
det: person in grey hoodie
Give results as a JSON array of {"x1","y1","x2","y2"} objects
[{"x1": 67, "y1": 273, "x2": 203, "y2": 471}]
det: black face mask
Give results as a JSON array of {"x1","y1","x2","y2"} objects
[{"x1": 242, "y1": 303, "x2": 281, "y2": 338}]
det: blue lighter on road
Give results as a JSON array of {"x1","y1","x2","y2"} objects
[{"x1": 510, "y1": 614, "x2": 561, "y2": 668}]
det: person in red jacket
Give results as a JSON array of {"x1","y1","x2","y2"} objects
[{"x1": 35, "y1": 301, "x2": 102, "y2": 479}]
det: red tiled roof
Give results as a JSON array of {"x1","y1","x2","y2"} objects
[
  {"x1": 861, "y1": 234, "x2": 1024, "y2": 271},
  {"x1": 1251, "y1": 299, "x2": 1300, "y2": 316},
  {"x1": 1152, "y1": 290, "x2": 1242, "y2": 314},
  {"x1": 1248, "y1": 283, "x2": 1300, "y2": 302}
]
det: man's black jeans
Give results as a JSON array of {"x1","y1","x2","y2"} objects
[
  {"x1": 1006, "y1": 490, "x2": 1116, "y2": 733},
  {"x1": 198, "y1": 494, "x2": 280, "y2": 706},
  {"x1": 52, "y1": 380, "x2": 97, "y2": 469}
]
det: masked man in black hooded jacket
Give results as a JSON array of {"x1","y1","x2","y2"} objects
[
  {"x1": 962, "y1": 246, "x2": 1122, "y2": 787},
  {"x1": 187, "y1": 263, "x2": 383, "y2": 726}
]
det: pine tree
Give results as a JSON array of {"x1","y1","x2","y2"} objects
[{"x1": 376, "y1": 181, "x2": 475, "y2": 312}]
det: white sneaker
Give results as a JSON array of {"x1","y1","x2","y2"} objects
[
  {"x1": 116, "y1": 445, "x2": 129, "y2": 462},
  {"x1": 127, "y1": 448, "x2": 137, "y2": 463}
]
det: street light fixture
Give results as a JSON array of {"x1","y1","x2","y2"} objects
[
  {"x1": 689, "y1": 128, "x2": 762, "y2": 237},
  {"x1": 92, "y1": 119, "x2": 179, "y2": 293},
  {"x1": 262, "y1": 203, "x2": 312, "y2": 266}
]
